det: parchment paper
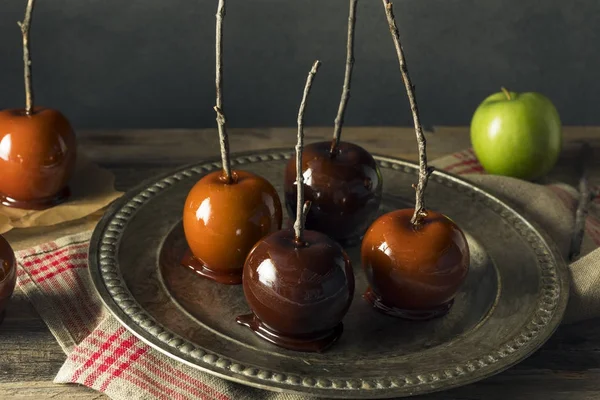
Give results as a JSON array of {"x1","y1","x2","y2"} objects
[{"x1": 0, "y1": 152, "x2": 123, "y2": 234}]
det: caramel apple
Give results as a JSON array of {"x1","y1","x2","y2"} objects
[
  {"x1": 284, "y1": 140, "x2": 382, "y2": 245},
  {"x1": 360, "y1": 0, "x2": 469, "y2": 320},
  {"x1": 238, "y1": 60, "x2": 355, "y2": 352},
  {"x1": 182, "y1": 170, "x2": 282, "y2": 284},
  {"x1": 237, "y1": 228, "x2": 354, "y2": 352},
  {"x1": 181, "y1": 0, "x2": 282, "y2": 284},
  {"x1": 0, "y1": 235, "x2": 16, "y2": 324},
  {"x1": 361, "y1": 209, "x2": 468, "y2": 319},
  {"x1": 283, "y1": 0, "x2": 382, "y2": 245},
  {"x1": 0, "y1": 0, "x2": 77, "y2": 209},
  {"x1": 0, "y1": 108, "x2": 76, "y2": 209}
]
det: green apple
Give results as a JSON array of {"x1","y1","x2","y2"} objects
[{"x1": 470, "y1": 88, "x2": 562, "y2": 181}]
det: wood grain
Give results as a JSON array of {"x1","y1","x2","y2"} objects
[{"x1": 0, "y1": 126, "x2": 599, "y2": 399}]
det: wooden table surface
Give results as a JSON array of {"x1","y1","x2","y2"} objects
[{"x1": 1, "y1": 126, "x2": 600, "y2": 400}]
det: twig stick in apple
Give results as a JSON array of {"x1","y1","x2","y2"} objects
[
  {"x1": 569, "y1": 142, "x2": 594, "y2": 261},
  {"x1": 17, "y1": 0, "x2": 36, "y2": 115},
  {"x1": 330, "y1": 0, "x2": 358, "y2": 155},
  {"x1": 382, "y1": 0, "x2": 433, "y2": 226},
  {"x1": 294, "y1": 60, "x2": 321, "y2": 243},
  {"x1": 214, "y1": 0, "x2": 232, "y2": 182}
]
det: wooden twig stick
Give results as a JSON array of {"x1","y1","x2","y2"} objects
[
  {"x1": 382, "y1": 0, "x2": 432, "y2": 226},
  {"x1": 17, "y1": 0, "x2": 36, "y2": 115},
  {"x1": 569, "y1": 142, "x2": 594, "y2": 261},
  {"x1": 330, "y1": 0, "x2": 358, "y2": 155},
  {"x1": 215, "y1": 0, "x2": 232, "y2": 182},
  {"x1": 294, "y1": 60, "x2": 321, "y2": 243}
]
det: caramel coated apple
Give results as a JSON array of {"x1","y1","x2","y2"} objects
[
  {"x1": 0, "y1": 107, "x2": 77, "y2": 209},
  {"x1": 182, "y1": 170, "x2": 282, "y2": 285},
  {"x1": 284, "y1": 141, "x2": 382, "y2": 245},
  {"x1": 236, "y1": 229, "x2": 355, "y2": 352},
  {"x1": 0, "y1": 235, "x2": 16, "y2": 324},
  {"x1": 361, "y1": 208, "x2": 469, "y2": 320}
]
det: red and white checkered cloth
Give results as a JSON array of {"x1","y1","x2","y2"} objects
[
  {"x1": 13, "y1": 148, "x2": 600, "y2": 399},
  {"x1": 16, "y1": 232, "x2": 309, "y2": 400}
]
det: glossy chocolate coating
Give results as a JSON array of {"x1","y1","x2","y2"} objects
[
  {"x1": 361, "y1": 208, "x2": 469, "y2": 320},
  {"x1": 0, "y1": 235, "x2": 16, "y2": 324},
  {"x1": 237, "y1": 229, "x2": 355, "y2": 352},
  {"x1": 182, "y1": 169, "x2": 282, "y2": 285},
  {"x1": 0, "y1": 107, "x2": 77, "y2": 209},
  {"x1": 284, "y1": 141, "x2": 382, "y2": 245}
]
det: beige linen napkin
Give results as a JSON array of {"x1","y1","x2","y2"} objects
[{"x1": 431, "y1": 148, "x2": 600, "y2": 324}]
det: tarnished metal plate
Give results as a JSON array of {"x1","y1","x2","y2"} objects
[{"x1": 89, "y1": 149, "x2": 569, "y2": 398}]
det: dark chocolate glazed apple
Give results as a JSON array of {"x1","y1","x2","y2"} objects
[
  {"x1": 284, "y1": 0, "x2": 381, "y2": 245},
  {"x1": 238, "y1": 60, "x2": 355, "y2": 352},
  {"x1": 237, "y1": 228, "x2": 354, "y2": 352},
  {"x1": 361, "y1": 208, "x2": 469, "y2": 320},
  {"x1": 284, "y1": 141, "x2": 382, "y2": 246},
  {"x1": 0, "y1": 235, "x2": 16, "y2": 324}
]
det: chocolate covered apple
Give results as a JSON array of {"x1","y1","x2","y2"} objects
[
  {"x1": 284, "y1": 0, "x2": 382, "y2": 245},
  {"x1": 284, "y1": 141, "x2": 382, "y2": 246},
  {"x1": 360, "y1": 0, "x2": 469, "y2": 320},
  {"x1": 0, "y1": 0, "x2": 77, "y2": 209},
  {"x1": 0, "y1": 235, "x2": 16, "y2": 324},
  {"x1": 237, "y1": 61, "x2": 355, "y2": 352},
  {"x1": 181, "y1": 0, "x2": 282, "y2": 285}
]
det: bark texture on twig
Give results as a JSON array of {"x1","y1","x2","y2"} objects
[
  {"x1": 382, "y1": 0, "x2": 432, "y2": 226},
  {"x1": 17, "y1": 0, "x2": 36, "y2": 115},
  {"x1": 294, "y1": 60, "x2": 321, "y2": 243},
  {"x1": 330, "y1": 0, "x2": 358, "y2": 155},
  {"x1": 215, "y1": 0, "x2": 232, "y2": 181},
  {"x1": 569, "y1": 142, "x2": 594, "y2": 261}
]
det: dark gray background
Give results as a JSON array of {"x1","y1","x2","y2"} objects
[{"x1": 0, "y1": 0, "x2": 597, "y2": 129}]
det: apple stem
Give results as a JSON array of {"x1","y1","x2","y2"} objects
[
  {"x1": 569, "y1": 142, "x2": 594, "y2": 261},
  {"x1": 330, "y1": 0, "x2": 358, "y2": 156},
  {"x1": 17, "y1": 0, "x2": 35, "y2": 115},
  {"x1": 294, "y1": 60, "x2": 321, "y2": 243},
  {"x1": 382, "y1": 0, "x2": 432, "y2": 227},
  {"x1": 501, "y1": 87, "x2": 512, "y2": 100},
  {"x1": 214, "y1": 0, "x2": 232, "y2": 182}
]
